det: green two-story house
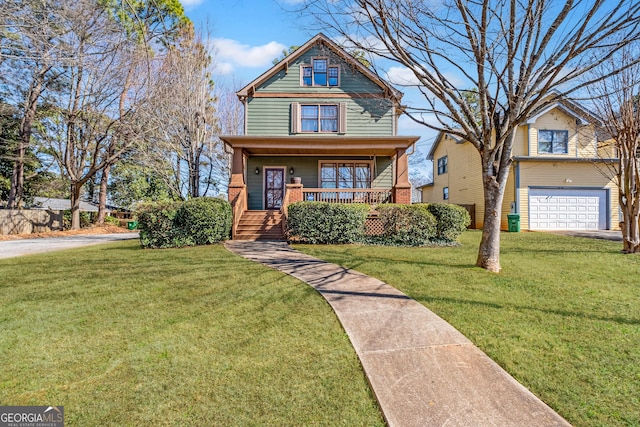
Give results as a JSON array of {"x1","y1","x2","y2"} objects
[{"x1": 222, "y1": 33, "x2": 419, "y2": 240}]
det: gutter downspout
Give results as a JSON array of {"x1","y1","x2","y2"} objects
[{"x1": 514, "y1": 160, "x2": 520, "y2": 214}]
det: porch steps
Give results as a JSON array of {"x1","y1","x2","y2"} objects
[{"x1": 235, "y1": 210, "x2": 285, "y2": 241}]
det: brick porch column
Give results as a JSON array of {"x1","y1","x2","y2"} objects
[
  {"x1": 394, "y1": 148, "x2": 412, "y2": 204},
  {"x1": 285, "y1": 183, "x2": 303, "y2": 203},
  {"x1": 229, "y1": 147, "x2": 245, "y2": 208}
]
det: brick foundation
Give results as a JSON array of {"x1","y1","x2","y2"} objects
[{"x1": 393, "y1": 186, "x2": 412, "y2": 205}]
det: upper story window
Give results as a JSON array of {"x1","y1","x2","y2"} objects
[
  {"x1": 301, "y1": 105, "x2": 338, "y2": 132},
  {"x1": 539, "y1": 130, "x2": 568, "y2": 154},
  {"x1": 291, "y1": 102, "x2": 346, "y2": 134},
  {"x1": 301, "y1": 58, "x2": 340, "y2": 87},
  {"x1": 437, "y1": 156, "x2": 448, "y2": 175}
]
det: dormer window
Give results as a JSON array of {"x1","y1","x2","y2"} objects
[
  {"x1": 539, "y1": 130, "x2": 568, "y2": 154},
  {"x1": 301, "y1": 58, "x2": 339, "y2": 87}
]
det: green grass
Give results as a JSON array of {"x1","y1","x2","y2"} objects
[
  {"x1": 294, "y1": 231, "x2": 640, "y2": 427},
  {"x1": 0, "y1": 241, "x2": 385, "y2": 426}
]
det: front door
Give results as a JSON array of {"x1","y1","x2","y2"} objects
[{"x1": 264, "y1": 167, "x2": 285, "y2": 209}]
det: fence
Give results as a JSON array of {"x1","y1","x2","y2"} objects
[{"x1": 0, "y1": 209, "x2": 64, "y2": 235}]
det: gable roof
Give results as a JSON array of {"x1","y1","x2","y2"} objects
[
  {"x1": 426, "y1": 97, "x2": 602, "y2": 160},
  {"x1": 236, "y1": 33, "x2": 403, "y2": 102}
]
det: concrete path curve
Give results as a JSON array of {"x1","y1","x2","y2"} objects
[
  {"x1": 0, "y1": 233, "x2": 139, "y2": 259},
  {"x1": 225, "y1": 241, "x2": 571, "y2": 427}
]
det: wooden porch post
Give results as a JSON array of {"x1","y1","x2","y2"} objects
[{"x1": 394, "y1": 148, "x2": 412, "y2": 204}]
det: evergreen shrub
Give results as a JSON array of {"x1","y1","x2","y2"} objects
[
  {"x1": 174, "y1": 197, "x2": 232, "y2": 245},
  {"x1": 427, "y1": 203, "x2": 471, "y2": 241},
  {"x1": 376, "y1": 204, "x2": 437, "y2": 246},
  {"x1": 136, "y1": 198, "x2": 232, "y2": 248},
  {"x1": 286, "y1": 202, "x2": 369, "y2": 244},
  {"x1": 136, "y1": 201, "x2": 183, "y2": 248}
]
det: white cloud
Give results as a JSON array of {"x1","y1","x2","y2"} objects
[
  {"x1": 211, "y1": 38, "x2": 287, "y2": 68},
  {"x1": 386, "y1": 66, "x2": 421, "y2": 86},
  {"x1": 179, "y1": 0, "x2": 204, "y2": 7},
  {"x1": 215, "y1": 62, "x2": 235, "y2": 75}
]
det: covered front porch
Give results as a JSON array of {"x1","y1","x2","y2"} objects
[{"x1": 221, "y1": 135, "x2": 418, "y2": 240}]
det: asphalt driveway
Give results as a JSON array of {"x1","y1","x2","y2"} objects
[
  {"x1": 0, "y1": 233, "x2": 139, "y2": 259},
  {"x1": 548, "y1": 230, "x2": 623, "y2": 241}
]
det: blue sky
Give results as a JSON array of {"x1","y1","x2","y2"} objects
[{"x1": 180, "y1": 0, "x2": 434, "y2": 184}]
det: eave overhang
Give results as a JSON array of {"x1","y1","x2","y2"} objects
[
  {"x1": 513, "y1": 156, "x2": 618, "y2": 163},
  {"x1": 220, "y1": 135, "x2": 419, "y2": 156}
]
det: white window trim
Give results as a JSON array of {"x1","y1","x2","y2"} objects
[
  {"x1": 443, "y1": 186, "x2": 449, "y2": 200},
  {"x1": 317, "y1": 160, "x2": 375, "y2": 188},
  {"x1": 538, "y1": 129, "x2": 569, "y2": 154},
  {"x1": 437, "y1": 155, "x2": 448, "y2": 175},
  {"x1": 299, "y1": 57, "x2": 341, "y2": 87}
]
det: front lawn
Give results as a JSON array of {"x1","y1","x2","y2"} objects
[
  {"x1": 0, "y1": 242, "x2": 384, "y2": 426},
  {"x1": 295, "y1": 231, "x2": 640, "y2": 427}
]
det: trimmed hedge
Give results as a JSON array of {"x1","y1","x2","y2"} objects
[
  {"x1": 174, "y1": 197, "x2": 232, "y2": 246},
  {"x1": 136, "y1": 198, "x2": 232, "y2": 249},
  {"x1": 136, "y1": 201, "x2": 183, "y2": 248},
  {"x1": 427, "y1": 203, "x2": 471, "y2": 241},
  {"x1": 376, "y1": 204, "x2": 437, "y2": 246},
  {"x1": 286, "y1": 202, "x2": 369, "y2": 244}
]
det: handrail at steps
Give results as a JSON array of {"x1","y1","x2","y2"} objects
[
  {"x1": 231, "y1": 186, "x2": 247, "y2": 240},
  {"x1": 280, "y1": 186, "x2": 291, "y2": 238}
]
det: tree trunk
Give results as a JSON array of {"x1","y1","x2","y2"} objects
[
  {"x1": 7, "y1": 69, "x2": 47, "y2": 209},
  {"x1": 97, "y1": 163, "x2": 111, "y2": 224},
  {"x1": 619, "y1": 156, "x2": 640, "y2": 253},
  {"x1": 6, "y1": 143, "x2": 24, "y2": 209},
  {"x1": 70, "y1": 182, "x2": 82, "y2": 230},
  {"x1": 476, "y1": 130, "x2": 515, "y2": 272},
  {"x1": 476, "y1": 177, "x2": 506, "y2": 272}
]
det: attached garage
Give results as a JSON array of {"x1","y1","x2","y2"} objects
[{"x1": 528, "y1": 188, "x2": 609, "y2": 230}]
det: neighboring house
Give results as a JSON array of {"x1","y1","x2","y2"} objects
[
  {"x1": 31, "y1": 197, "x2": 104, "y2": 213},
  {"x1": 421, "y1": 99, "x2": 620, "y2": 231},
  {"x1": 222, "y1": 33, "x2": 419, "y2": 240}
]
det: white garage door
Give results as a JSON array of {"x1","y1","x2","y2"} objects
[{"x1": 529, "y1": 188, "x2": 608, "y2": 230}]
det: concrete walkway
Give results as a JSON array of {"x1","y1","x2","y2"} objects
[
  {"x1": 225, "y1": 241, "x2": 571, "y2": 427},
  {"x1": 0, "y1": 233, "x2": 139, "y2": 259}
]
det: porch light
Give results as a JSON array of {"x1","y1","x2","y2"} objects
[
  {"x1": 255, "y1": 167, "x2": 260, "y2": 174},
  {"x1": 289, "y1": 167, "x2": 295, "y2": 175}
]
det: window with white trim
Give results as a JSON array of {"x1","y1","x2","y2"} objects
[
  {"x1": 443, "y1": 187, "x2": 449, "y2": 200},
  {"x1": 538, "y1": 130, "x2": 568, "y2": 154},
  {"x1": 437, "y1": 156, "x2": 448, "y2": 175},
  {"x1": 301, "y1": 58, "x2": 339, "y2": 87}
]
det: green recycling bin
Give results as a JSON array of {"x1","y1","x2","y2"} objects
[
  {"x1": 507, "y1": 214, "x2": 520, "y2": 232},
  {"x1": 127, "y1": 221, "x2": 138, "y2": 230}
]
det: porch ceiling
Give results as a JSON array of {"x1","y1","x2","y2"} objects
[{"x1": 220, "y1": 135, "x2": 419, "y2": 156}]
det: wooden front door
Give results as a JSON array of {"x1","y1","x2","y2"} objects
[{"x1": 264, "y1": 167, "x2": 285, "y2": 209}]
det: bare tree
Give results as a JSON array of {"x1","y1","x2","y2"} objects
[
  {"x1": 587, "y1": 43, "x2": 640, "y2": 253},
  {"x1": 142, "y1": 26, "x2": 220, "y2": 199},
  {"x1": 298, "y1": 0, "x2": 640, "y2": 271},
  {"x1": 2, "y1": 0, "x2": 68, "y2": 209},
  {"x1": 38, "y1": 0, "x2": 146, "y2": 229},
  {"x1": 213, "y1": 82, "x2": 244, "y2": 196}
]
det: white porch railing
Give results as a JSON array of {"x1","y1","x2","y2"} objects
[{"x1": 301, "y1": 188, "x2": 392, "y2": 206}]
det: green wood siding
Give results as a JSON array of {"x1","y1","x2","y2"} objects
[
  {"x1": 246, "y1": 45, "x2": 395, "y2": 136},
  {"x1": 257, "y1": 46, "x2": 384, "y2": 94},
  {"x1": 246, "y1": 156, "x2": 393, "y2": 210},
  {"x1": 246, "y1": 97, "x2": 393, "y2": 136}
]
